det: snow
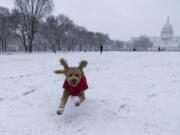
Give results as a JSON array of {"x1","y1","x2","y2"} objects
[{"x1": 0, "y1": 52, "x2": 180, "y2": 135}]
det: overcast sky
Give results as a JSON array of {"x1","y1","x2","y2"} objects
[{"x1": 0, "y1": 0, "x2": 180, "y2": 41}]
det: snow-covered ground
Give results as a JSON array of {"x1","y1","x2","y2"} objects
[{"x1": 0, "y1": 52, "x2": 180, "y2": 135}]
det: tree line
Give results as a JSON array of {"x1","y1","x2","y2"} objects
[
  {"x1": 0, "y1": 0, "x2": 116, "y2": 53},
  {"x1": 0, "y1": 0, "x2": 154, "y2": 53}
]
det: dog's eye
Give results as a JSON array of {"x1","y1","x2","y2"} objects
[
  {"x1": 75, "y1": 74, "x2": 79, "y2": 77},
  {"x1": 69, "y1": 74, "x2": 72, "y2": 77}
]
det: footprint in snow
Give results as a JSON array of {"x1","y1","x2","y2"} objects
[
  {"x1": 148, "y1": 93, "x2": 157, "y2": 98},
  {"x1": 150, "y1": 84, "x2": 156, "y2": 88},
  {"x1": 172, "y1": 80, "x2": 178, "y2": 83},
  {"x1": 0, "y1": 98, "x2": 4, "y2": 102},
  {"x1": 76, "y1": 127, "x2": 85, "y2": 133},
  {"x1": 20, "y1": 75, "x2": 24, "y2": 78},
  {"x1": 9, "y1": 76, "x2": 14, "y2": 79},
  {"x1": 103, "y1": 110, "x2": 117, "y2": 121},
  {"x1": 118, "y1": 104, "x2": 130, "y2": 113},
  {"x1": 22, "y1": 89, "x2": 36, "y2": 96}
]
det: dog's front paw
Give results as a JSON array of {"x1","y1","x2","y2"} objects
[
  {"x1": 75, "y1": 101, "x2": 81, "y2": 107},
  {"x1": 56, "y1": 108, "x2": 64, "y2": 115}
]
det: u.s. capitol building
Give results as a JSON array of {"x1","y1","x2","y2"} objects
[
  {"x1": 150, "y1": 17, "x2": 180, "y2": 48},
  {"x1": 130, "y1": 17, "x2": 180, "y2": 49}
]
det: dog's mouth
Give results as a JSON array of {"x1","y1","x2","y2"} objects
[
  {"x1": 70, "y1": 79, "x2": 78, "y2": 87},
  {"x1": 70, "y1": 83, "x2": 77, "y2": 87}
]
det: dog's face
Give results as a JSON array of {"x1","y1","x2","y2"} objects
[
  {"x1": 54, "y1": 58, "x2": 88, "y2": 87},
  {"x1": 65, "y1": 67, "x2": 82, "y2": 87}
]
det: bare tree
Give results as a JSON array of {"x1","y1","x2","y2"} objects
[
  {"x1": 42, "y1": 15, "x2": 58, "y2": 53},
  {"x1": 95, "y1": 32, "x2": 109, "y2": 50},
  {"x1": 114, "y1": 40, "x2": 125, "y2": 50},
  {"x1": 14, "y1": 0, "x2": 53, "y2": 52},
  {"x1": 39, "y1": 14, "x2": 75, "y2": 52},
  {"x1": 132, "y1": 35, "x2": 153, "y2": 51},
  {"x1": 56, "y1": 14, "x2": 74, "y2": 51},
  {"x1": 10, "y1": 9, "x2": 28, "y2": 52},
  {"x1": 0, "y1": 7, "x2": 11, "y2": 52},
  {"x1": 2, "y1": 6, "x2": 113, "y2": 52}
]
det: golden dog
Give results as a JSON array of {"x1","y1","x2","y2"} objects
[{"x1": 54, "y1": 58, "x2": 88, "y2": 115}]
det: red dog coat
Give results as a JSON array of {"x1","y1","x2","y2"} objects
[{"x1": 63, "y1": 75, "x2": 88, "y2": 96}]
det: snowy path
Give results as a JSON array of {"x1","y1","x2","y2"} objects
[{"x1": 0, "y1": 52, "x2": 180, "y2": 135}]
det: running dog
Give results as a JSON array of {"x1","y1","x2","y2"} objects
[{"x1": 54, "y1": 58, "x2": 88, "y2": 115}]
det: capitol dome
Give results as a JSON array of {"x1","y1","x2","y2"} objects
[{"x1": 161, "y1": 17, "x2": 174, "y2": 41}]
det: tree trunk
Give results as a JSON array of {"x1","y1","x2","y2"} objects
[
  {"x1": 4, "y1": 41, "x2": 7, "y2": 52},
  {"x1": 29, "y1": 46, "x2": 32, "y2": 53},
  {"x1": 1, "y1": 43, "x2": 4, "y2": 52},
  {"x1": 58, "y1": 43, "x2": 61, "y2": 51},
  {"x1": 0, "y1": 43, "x2": 2, "y2": 53},
  {"x1": 52, "y1": 45, "x2": 56, "y2": 53},
  {"x1": 25, "y1": 46, "x2": 28, "y2": 52},
  {"x1": 28, "y1": 38, "x2": 33, "y2": 53}
]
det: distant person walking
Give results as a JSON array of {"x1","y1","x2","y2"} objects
[
  {"x1": 100, "y1": 45, "x2": 103, "y2": 54},
  {"x1": 158, "y1": 47, "x2": 161, "y2": 52}
]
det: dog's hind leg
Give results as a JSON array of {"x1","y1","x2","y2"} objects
[
  {"x1": 75, "y1": 91, "x2": 86, "y2": 107},
  {"x1": 57, "y1": 90, "x2": 69, "y2": 115}
]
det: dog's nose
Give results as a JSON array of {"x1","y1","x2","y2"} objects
[{"x1": 71, "y1": 79, "x2": 77, "y2": 83}]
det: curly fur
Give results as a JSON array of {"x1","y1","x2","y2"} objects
[
  {"x1": 54, "y1": 58, "x2": 88, "y2": 115},
  {"x1": 60, "y1": 58, "x2": 69, "y2": 70},
  {"x1": 54, "y1": 70, "x2": 65, "y2": 74},
  {"x1": 78, "y1": 60, "x2": 88, "y2": 70}
]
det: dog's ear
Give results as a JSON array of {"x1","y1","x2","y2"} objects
[
  {"x1": 54, "y1": 70, "x2": 65, "y2": 74},
  {"x1": 60, "y1": 58, "x2": 69, "y2": 70},
  {"x1": 78, "y1": 60, "x2": 88, "y2": 70}
]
